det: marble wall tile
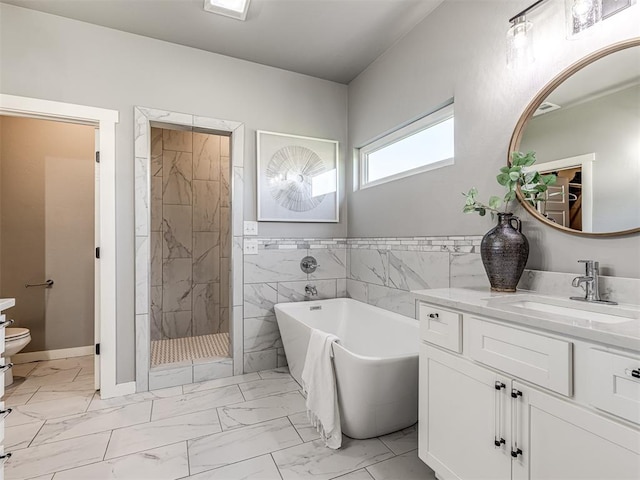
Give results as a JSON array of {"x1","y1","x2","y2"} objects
[
  {"x1": 221, "y1": 207, "x2": 231, "y2": 257},
  {"x1": 220, "y1": 307, "x2": 230, "y2": 334},
  {"x1": 244, "y1": 283, "x2": 278, "y2": 318},
  {"x1": 162, "y1": 129, "x2": 192, "y2": 152},
  {"x1": 150, "y1": 232, "x2": 163, "y2": 286},
  {"x1": 232, "y1": 305, "x2": 244, "y2": 375},
  {"x1": 138, "y1": 107, "x2": 193, "y2": 127},
  {"x1": 193, "y1": 180, "x2": 220, "y2": 232},
  {"x1": 162, "y1": 258, "x2": 192, "y2": 312},
  {"x1": 193, "y1": 283, "x2": 220, "y2": 335},
  {"x1": 308, "y1": 248, "x2": 347, "y2": 280},
  {"x1": 193, "y1": 232, "x2": 220, "y2": 283},
  {"x1": 272, "y1": 437, "x2": 394, "y2": 480},
  {"x1": 135, "y1": 236, "x2": 149, "y2": 315},
  {"x1": 148, "y1": 364, "x2": 193, "y2": 391},
  {"x1": 232, "y1": 167, "x2": 244, "y2": 236},
  {"x1": 387, "y1": 250, "x2": 450, "y2": 291},
  {"x1": 163, "y1": 205, "x2": 192, "y2": 259},
  {"x1": 151, "y1": 127, "x2": 163, "y2": 176},
  {"x1": 450, "y1": 253, "x2": 489, "y2": 288},
  {"x1": 244, "y1": 350, "x2": 278, "y2": 373},
  {"x1": 187, "y1": 417, "x2": 301, "y2": 474},
  {"x1": 162, "y1": 151, "x2": 192, "y2": 205},
  {"x1": 56, "y1": 442, "x2": 190, "y2": 480},
  {"x1": 232, "y1": 237, "x2": 244, "y2": 306},
  {"x1": 162, "y1": 311, "x2": 192, "y2": 339},
  {"x1": 135, "y1": 314, "x2": 150, "y2": 392},
  {"x1": 193, "y1": 359, "x2": 233, "y2": 383},
  {"x1": 193, "y1": 132, "x2": 220, "y2": 181},
  {"x1": 221, "y1": 158, "x2": 231, "y2": 208},
  {"x1": 367, "y1": 284, "x2": 418, "y2": 319},
  {"x1": 349, "y1": 249, "x2": 388, "y2": 286},
  {"x1": 277, "y1": 348, "x2": 288, "y2": 368},
  {"x1": 193, "y1": 116, "x2": 241, "y2": 132},
  {"x1": 337, "y1": 278, "x2": 347, "y2": 297},
  {"x1": 346, "y1": 279, "x2": 368, "y2": 303},
  {"x1": 244, "y1": 316, "x2": 282, "y2": 353},
  {"x1": 151, "y1": 176, "x2": 163, "y2": 232},
  {"x1": 277, "y1": 280, "x2": 337, "y2": 303},
  {"x1": 221, "y1": 257, "x2": 230, "y2": 308},
  {"x1": 244, "y1": 250, "x2": 308, "y2": 284},
  {"x1": 134, "y1": 156, "x2": 149, "y2": 237},
  {"x1": 150, "y1": 286, "x2": 163, "y2": 341}
]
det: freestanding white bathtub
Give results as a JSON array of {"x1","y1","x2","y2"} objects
[{"x1": 274, "y1": 298, "x2": 419, "y2": 439}]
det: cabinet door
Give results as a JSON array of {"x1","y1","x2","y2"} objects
[
  {"x1": 512, "y1": 381, "x2": 640, "y2": 480},
  {"x1": 419, "y1": 344, "x2": 511, "y2": 480}
]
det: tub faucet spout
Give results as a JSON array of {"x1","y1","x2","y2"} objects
[{"x1": 305, "y1": 284, "x2": 318, "y2": 298}]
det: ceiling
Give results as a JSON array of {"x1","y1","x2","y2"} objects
[{"x1": 2, "y1": 0, "x2": 444, "y2": 84}]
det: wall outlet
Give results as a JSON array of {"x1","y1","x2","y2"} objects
[
  {"x1": 243, "y1": 221, "x2": 258, "y2": 236},
  {"x1": 243, "y1": 238, "x2": 258, "y2": 255}
]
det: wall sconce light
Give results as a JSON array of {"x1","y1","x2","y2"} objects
[
  {"x1": 506, "y1": 0, "x2": 547, "y2": 68},
  {"x1": 566, "y1": 0, "x2": 601, "y2": 36}
]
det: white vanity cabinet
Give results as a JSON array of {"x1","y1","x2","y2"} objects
[
  {"x1": 0, "y1": 305, "x2": 15, "y2": 480},
  {"x1": 418, "y1": 301, "x2": 640, "y2": 480}
]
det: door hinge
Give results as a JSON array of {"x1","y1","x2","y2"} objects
[
  {"x1": 95, "y1": 151, "x2": 100, "y2": 163},
  {"x1": 96, "y1": 247, "x2": 100, "y2": 259},
  {"x1": 95, "y1": 343, "x2": 100, "y2": 355}
]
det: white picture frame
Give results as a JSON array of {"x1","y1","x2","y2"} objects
[{"x1": 257, "y1": 130, "x2": 339, "y2": 222}]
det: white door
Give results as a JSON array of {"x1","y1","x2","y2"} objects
[
  {"x1": 512, "y1": 381, "x2": 640, "y2": 480},
  {"x1": 94, "y1": 128, "x2": 100, "y2": 390},
  {"x1": 419, "y1": 345, "x2": 511, "y2": 480}
]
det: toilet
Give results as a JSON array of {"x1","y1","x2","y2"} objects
[{"x1": 4, "y1": 328, "x2": 31, "y2": 386}]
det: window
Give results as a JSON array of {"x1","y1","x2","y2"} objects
[{"x1": 359, "y1": 103, "x2": 454, "y2": 188}]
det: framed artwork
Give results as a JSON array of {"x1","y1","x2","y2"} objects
[{"x1": 257, "y1": 130, "x2": 339, "y2": 222}]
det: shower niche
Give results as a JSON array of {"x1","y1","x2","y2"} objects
[{"x1": 149, "y1": 127, "x2": 231, "y2": 366}]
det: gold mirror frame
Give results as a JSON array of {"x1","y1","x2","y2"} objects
[{"x1": 508, "y1": 37, "x2": 640, "y2": 238}]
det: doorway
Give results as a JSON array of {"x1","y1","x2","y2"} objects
[
  {"x1": 0, "y1": 116, "x2": 96, "y2": 388},
  {"x1": 0, "y1": 94, "x2": 124, "y2": 399},
  {"x1": 134, "y1": 107, "x2": 245, "y2": 392}
]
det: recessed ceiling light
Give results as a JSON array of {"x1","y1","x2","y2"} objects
[{"x1": 204, "y1": 0, "x2": 251, "y2": 21}]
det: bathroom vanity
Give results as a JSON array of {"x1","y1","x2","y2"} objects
[
  {"x1": 413, "y1": 287, "x2": 640, "y2": 480},
  {"x1": 0, "y1": 298, "x2": 15, "y2": 479}
]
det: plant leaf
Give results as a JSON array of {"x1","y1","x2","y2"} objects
[
  {"x1": 488, "y1": 196, "x2": 502, "y2": 209},
  {"x1": 509, "y1": 171, "x2": 520, "y2": 181},
  {"x1": 497, "y1": 173, "x2": 510, "y2": 186}
]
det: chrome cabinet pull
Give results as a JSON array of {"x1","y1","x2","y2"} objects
[
  {"x1": 494, "y1": 381, "x2": 506, "y2": 448},
  {"x1": 0, "y1": 363, "x2": 14, "y2": 373},
  {"x1": 25, "y1": 279, "x2": 54, "y2": 288},
  {"x1": 511, "y1": 389, "x2": 523, "y2": 458},
  {"x1": 0, "y1": 408, "x2": 12, "y2": 419},
  {"x1": 625, "y1": 368, "x2": 640, "y2": 379},
  {"x1": 0, "y1": 318, "x2": 14, "y2": 329}
]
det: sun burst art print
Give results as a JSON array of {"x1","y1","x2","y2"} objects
[{"x1": 257, "y1": 131, "x2": 339, "y2": 222}]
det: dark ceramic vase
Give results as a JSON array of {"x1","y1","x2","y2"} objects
[{"x1": 480, "y1": 213, "x2": 529, "y2": 292}]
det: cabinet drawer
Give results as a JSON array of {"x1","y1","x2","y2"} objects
[
  {"x1": 467, "y1": 317, "x2": 572, "y2": 396},
  {"x1": 419, "y1": 303, "x2": 461, "y2": 353},
  {"x1": 588, "y1": 349, "x2": 640, "y2": 424}
]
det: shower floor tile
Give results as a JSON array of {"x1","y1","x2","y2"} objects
[{"x1": 151, "y1": 332, "x2": 229, "y2": 366}]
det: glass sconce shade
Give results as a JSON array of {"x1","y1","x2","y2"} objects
[
  {"x1": 566, "y1": 0, "x2": 601, "y2": 36},
  {"x1": 507, "y1": 16, "x2": 534, "y2": 68}
]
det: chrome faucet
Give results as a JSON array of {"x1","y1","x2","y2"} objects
[
  {"x1": 570, "y1": 260, "x2": 617, "y2": 305},
  {"x1": 304, "y1": 284, "x2": 318, "y2": 298}
]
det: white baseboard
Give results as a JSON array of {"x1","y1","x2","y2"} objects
[
  {"x1": 100, "y1": 381, "x2": 136, "y2": 399},
  {"x1": 11, "y1": 345, "x2": 94, "y2": 364}
]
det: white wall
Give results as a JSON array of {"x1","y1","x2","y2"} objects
[
  {"x1": 347, "y1": 0, "x2": 640, "y2": 278},
  {"x1": 0, "y1": 4, "x2": 348, "y2": 382}
]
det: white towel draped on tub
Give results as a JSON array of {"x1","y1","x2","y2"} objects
[{"x1": 301, "y1": 328, "x2": 342, "y2": 449}]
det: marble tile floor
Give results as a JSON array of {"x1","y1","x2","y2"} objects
[{"x1": 2, "y1": 356, "x2": 436, "y2": 480}]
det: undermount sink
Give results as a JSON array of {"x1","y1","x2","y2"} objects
[{"x1": 487, "y1": 295, "x2": 639, "y2": 324}]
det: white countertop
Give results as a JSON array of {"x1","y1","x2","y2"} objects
[
  {"x1": 0, "y1": 298, "x2": 15, "y2": 312},
  {"x1": 412, "y1": 288, "x2": 640, "y2": 352}
]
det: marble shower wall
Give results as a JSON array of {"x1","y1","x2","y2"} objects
[
  {"x1": 346, "y1": 237, "x2": 488, "y2": 318},
  {"x1": 243, "y1": 239, "x2": 348, "y2": 373},
  {"x1": 150, "y1": 127, "x2": 231, "y2": 340}
]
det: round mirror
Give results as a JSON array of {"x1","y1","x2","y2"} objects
[{"x1": 509, "y1": 38, "x2": 640, "y2": 237}]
